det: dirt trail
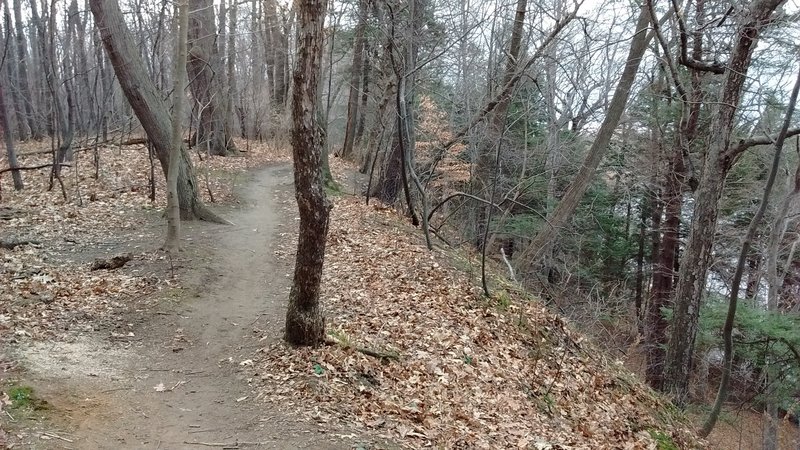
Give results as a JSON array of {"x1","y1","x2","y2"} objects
[{"x1": 9, "y1": 164, "x2": 359, "y2": 449}]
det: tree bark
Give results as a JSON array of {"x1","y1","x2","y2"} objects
[
  {"x1": 12, "y1": 0, "x2": 41, "y2": 140},
  {"x1": 89, "y1": 0, "x2": 227, "y2": 223},
  {"x1": 339, "y1": 0, "x2": 368, "y2": 159},
  {"x1": 285, "y1": 0, "x2": 330, "y2": 346},
  {"x1": 166, "y1": 0, "x2": 189, "y2": 252},
  {"x1": 663, "y1": 0, "x2": 786, "y2": 405},
  {"x1": 187, "y1": 0, "x2": 237, "y2": 156}
]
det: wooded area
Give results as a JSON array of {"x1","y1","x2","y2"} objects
[{"x1": 1, "y1": 0, "x2": 800, "y2": 447}]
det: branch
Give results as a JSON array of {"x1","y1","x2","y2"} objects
[
  {"x1": 727, "y1": 127, "x2": 800, "y2": 159},
  {"x1": 324, "y1": 338, "x2": 400, "y2": 361},
  {"x1": 423, "y1": 8, "x2": 579, "y2": 184},
  {"x1": 670, "y1": 0, "x2": 725, "y2": 74},
  {"x1": 0, "y1": 163, "x2": 71, "y2": 174}
]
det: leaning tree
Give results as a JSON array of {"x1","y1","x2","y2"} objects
[{"x1": 89, "y1": 0, "x2": 226, "y2": 223}]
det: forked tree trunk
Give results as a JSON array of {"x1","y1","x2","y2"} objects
[
  {"x1": 89, "y1": 0, "x2": 227, "y2": 223},
  {"x1": 285, "y1": 0, "x2": 330, "y2": 346}
]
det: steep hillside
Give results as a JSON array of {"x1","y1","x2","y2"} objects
[{"x1": 256, "y1": 162, "x2": 704, "y2": 449}]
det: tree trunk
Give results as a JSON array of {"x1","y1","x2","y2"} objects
[
  {"x1": 699, "y1": 51, "x2": 800, "y2": 438},
  {"x1": 89, "y1": 0, "x2": 227, "y2": 223},
  {"x1": 520, "y1": 5, "x2": 652, "y2": 261},
  {"x1": 663, "y1": 0, "x2": 786, "y2": 405},
  {"x1": 0, "y1": 81, "x2": 23, "y2": 189},
  {"x1": 166, "y1": 0, "x2": 189, "y2": 252},
  {"x1": 2, "y1": 0, "x2": 28, "y2": 141},
  {"x1": 12, "y1": 0, "x2": 41, "y2": 140},
  {"x1": 370, "y1": 0, "x2": 424, "y2": 216},
  {"x1": 645, "y1": 148, "x2": 684, "y2": 390},
  {"x1": 32, "y1": 0, "x2": 73, "y2": 164},
  {"x1": 339, "y1": 0, "x2": 368, "y2": 159},
  {"x1": 473, "y1": 0, "x2": 526, "y2": 251},
  {"x1": 355, "y1": 41, "x2": 371, "y2": 145},
  {"x1": 187, "y1": 0, "x2": 237, "y2": 156},
  {"x1": 265, "y1": 0, "x2": 289, "y2": 109},
  {"x1": 222, "y1": 0, "x2": 239, "y2": 137},
  {"x1": 285, "y1": 0, "x2": 330, "y2": 346}
]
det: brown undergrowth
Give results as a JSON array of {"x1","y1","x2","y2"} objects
[{"x1": 256, "y1": 159, "x2": 705, "y2": 449}]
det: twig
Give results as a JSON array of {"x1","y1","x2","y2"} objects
[
  {"x1": 501, "y1": 247, "x2": 516, "y2": 282},
  {"x1": 184, "y1": 441, "x2": 268, "y2": 448},
  {"x1": 42, "y1": 431, "x2": 74, "y2": 443},
  {"x1": 0, "y1": 163, "x2": 71, "y2": 174}
]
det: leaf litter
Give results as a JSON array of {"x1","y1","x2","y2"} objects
[
  {"x1": 255, "y1": 157, "x2": 705, "y2": 449},
  {"x1": 0, "y1": 138, "x2": 283, "y2": 343},
  {"x1": 2, "y1": 142, "x2": 703, "y2": 449}
]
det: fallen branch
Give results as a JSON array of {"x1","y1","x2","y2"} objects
[
  {"x1": 183, "y1": 441, "x2": 268, "y2": 448},
  {"x1": 356, "y1": 346, "x2": 401, "y2": 361},
  {"x1": 0, "y1": 163, "x2": 71, "y2": 174},
  {"x1": 41, "y1": 432, "x2": 74, "y2": 443},
  {"x1": 325, "y1": 338, "x2": 401, "y2": 361},
  {"x1": 0, "y1": 238, "x2": 41, "y2": 250}
]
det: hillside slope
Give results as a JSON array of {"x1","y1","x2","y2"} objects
[{"x1": 256, "y1": 164, "x2": 704, "y2": 449}]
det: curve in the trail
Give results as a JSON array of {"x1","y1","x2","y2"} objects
[{"x1": 14, "y1": 164, "x2": 353, "y2": 449}]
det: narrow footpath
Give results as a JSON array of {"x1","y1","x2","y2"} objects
[{"x1": 12, "y1": 164, "x2": 358, "y2": 449}]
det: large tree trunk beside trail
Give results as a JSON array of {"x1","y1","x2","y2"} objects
[
  {"x1": 89, "y1": 0, "x2": 227, "y2": 223},
  {"x1": 285, "y1": 0, "x2": 330, "y2": 346}
]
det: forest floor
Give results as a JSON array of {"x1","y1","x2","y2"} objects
[
  {"x1": 1, "y1": 143, "x2": 384, "y2": 449},
  {"x1": 3, "y1": 140, "x2": 776, "y2": 449}
]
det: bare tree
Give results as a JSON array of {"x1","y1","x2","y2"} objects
[
  {"x1": 187, "y1": 0, "x2": 237, "y2": 156},
  {"x1": 519, "y1": 4, "x2": 652, "y2": 262},
  {"x1": 166, "y1": 0, "x2": 190, "y2": 252},
  {"x1": 90, "y1": 0, "x2": 227, "y2": 223},
  {"x1": 663, "y1": 0, "x2": 786, "y2": 404},
  {"x1": 285, "y1": 0, "x2": 331, "y2": 346}
]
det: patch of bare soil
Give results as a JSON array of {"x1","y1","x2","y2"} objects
[{"x1": 2, "y1": 164, "x2": 378, "y2": 449}]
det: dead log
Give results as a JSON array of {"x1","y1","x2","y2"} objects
[
  {"x1": 0, "y1": 238, "x2": 41, "y2": 250},
  {"x1": 90, "y1": 253, "x2": 133, "y2": 271}
]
